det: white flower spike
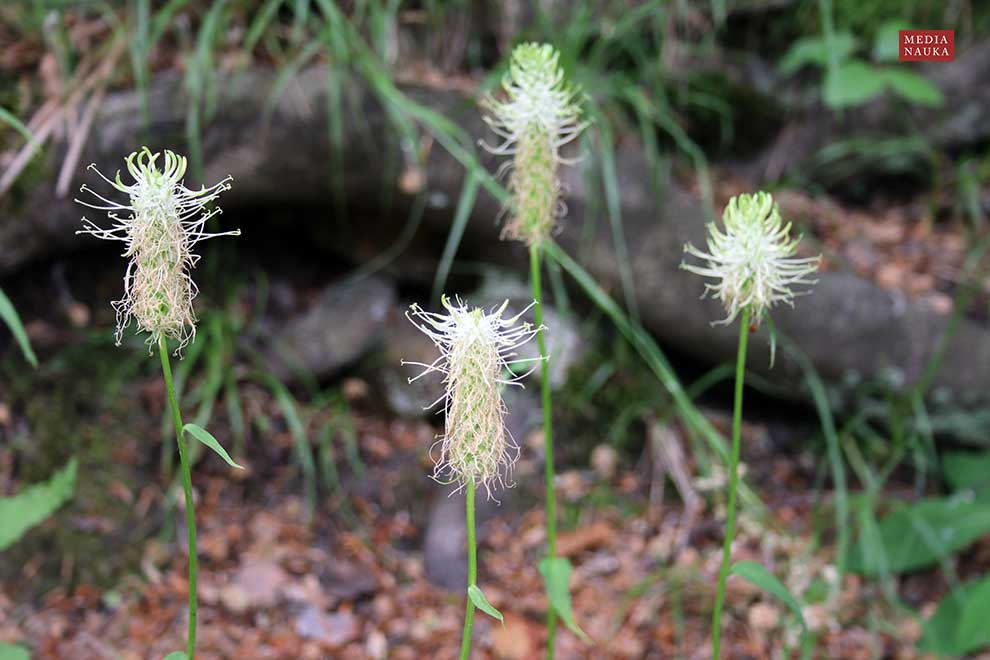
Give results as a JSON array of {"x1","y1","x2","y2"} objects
[
  {"x1": 403, "y1": 296, "x2": 544, "y2": 498},
  {"x1": 681, "y1": 192, "x2": 820, "y2": 327},
  {"x1": 481, "y1": 42, "x2": 586, "y2": 245},
  {"x1": 76, "y1": 147, "x2": 238, "y2": 353}
]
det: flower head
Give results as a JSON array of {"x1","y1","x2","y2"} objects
[
  {"x1": 75, "y1": 147, "x2": 237, "y2": 353},
  {"x1": 481, "y1": 42, "x2": 586, "y2": 245},
  {"x1": 681, "y1": 192, "x2": 820, "y2": 326},
  {"x1": 403, "y1": 296, "x2": 544, "y2": 497}
]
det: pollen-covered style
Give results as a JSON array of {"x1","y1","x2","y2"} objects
[
  {"x1": 403, "y1": 296, "x2": 544, "y2": 496},
  {"x1": 76, "y1": 147, "x2": 237, "y2": 352},
  {"x1": 681, "y1": 192, "x2": 820, "y2": 326},
  {"x1": 481, "y1": 42, "x2": 586, "y2": 245}
]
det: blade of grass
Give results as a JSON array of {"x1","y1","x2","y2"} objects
[
  {"x1": 0, "y1": 108, "x2": 34, "y2": 144},
  {"x1": 185, "y1": 0, "x2": 227, "y2": 181},
  {"x1": 244, "y1": 0, "x2": 285, "y2": 55},
  {"x1": 431, "y1": 170, "x2": 481, "y2": 305},
  {"x1": 0, "y1": 287, "x2": 37, "y2": 367},
  {"x1": 596, "y1": 119, "x2": 639, "y2": 322}
]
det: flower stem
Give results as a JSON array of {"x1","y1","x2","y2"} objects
[
  {"x1": 530, "y1": 243, "x2": 557, "y2": 659},
  {"x1": 711, "y1": 306, "x2": 750, "y2": 658},
  {"x1": 159, "y1": 334, "x2": 198, "y2": 659},
  {"x1": 459, "y1": 480, "x2": 477, "y2": 660}
]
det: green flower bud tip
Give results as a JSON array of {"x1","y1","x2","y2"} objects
[
  {"x1": 402, "y1": 295, "x2": 545, "y2": 498},
  {"x1": 481, "y1": 42, "x2": 587, "y2": 246},
  {"x1": 681, "y1": 192, "x2": 820, "y2": 327},
  {"x1": 75, "y1": 147, "x2": 238, "y2": 354}
]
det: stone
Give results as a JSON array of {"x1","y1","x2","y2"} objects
[{"x1": 263, "y1": 276, "x2": 395, "y2": 382}]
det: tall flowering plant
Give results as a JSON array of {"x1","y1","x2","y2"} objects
[
  {"x1": 76, "y1": 148, "x2": 242, "y2": 659},
  {"x1": 482, "y1": 42, "x2": 587, "y2": 657},
  {"x1": 682, "y1": 192, "x2": 820, "y2": 658},
  {"x1": 404, "y1": 296, "x2": 542, "y2": 659}
]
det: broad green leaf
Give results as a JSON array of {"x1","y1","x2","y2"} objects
[
  {"x1": 872, "y1": 20, "x2": 912, "y2": 61},
  {"x1": 0, "y1": 643, "x2": 30, "y2": 660},
  {"x1": 0, "y1": 458, "x2": 77, "y2": 551},
  {"x1": 845, "y1": 495, "x2": 990, "y2": 575},
  {"x1": 943, "y1": 450, "x2": 990, "y2": 492},
  {"x1": 162, "y1": 653, "x2": 188, "y2": 660},
  {"x1": 0, "y1": 287, "x2": 37, "y2": 367},
  {"x1": 824, "y1": 60, "x2": 887, "y2": 108},
  {"x1": 780, "y1": 33, "x2": 856, "y2": 74},
  {"x1": 467, "y1": 585, "x2": 504, "y2": 626},
  {"x1": 881, "y1": 69, "x2": 944, "y2": 107},
  {"x1": 539, "y1": 557, "x2": 590, "y2": 643},
  {"x1": 919, "y1": 574, "x2": 990, "y2": 656},
  {"x1": 958, "y1": 577, "x2": 990, "y2": 654},
  {"x1": 182, "y1": 423, "x2": 243, "y2": 469},
  {"x1": 729, "y1": 561, "x2": 807, "y2": 642}
]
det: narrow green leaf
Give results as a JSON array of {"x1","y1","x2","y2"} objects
[
  {"x1": 0, "y1": 458, "x2": 77, "y2": 551},
  {"x1": 0, "y1": 287, "x2": 38, "y2": 367},
  {"x1": 467, "y1": 585, "x2": 504, "y2": 626},
  {"x1": 0, "y1": 108, "x2": 34, "y2": 143},
  {"x1": 729, "y1": 561, "x2": 807, "y2": 641},
  {"x1": 431, "y1": 170, "x2": 480, "y2": 306},
  {"x1": 0, "y1": 642, "x2": 31, "y2": 660},
  {"x1": 539, "y1": 557, "x2": 591, "y2": 643},
  {"x1": 182, "y1": 423, "x2": 244, "y2": 469},
  {"x1": 244, "y1": 0, "x2": 284, "y2": 54},
  {"x1": 162, "y1": 653, "x2": 188, "y2": 660}
]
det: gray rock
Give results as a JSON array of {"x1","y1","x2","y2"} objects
[
  {"x1": 422, "y1": 385, "x2": 542, "y2": 589},
  {"x1": 263, "y1": 276, "x2": 395, "y2": 382}
]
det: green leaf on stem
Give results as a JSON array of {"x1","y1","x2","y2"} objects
[
  {"x1": 182, "y1": 423, "x2": 243, "y2": 469},
  {"x1": 729, "y1": 561, "x2": 807, "y2": 641},
  {"x1": 467, "y1": 585, "x2": 504, "y2": 626},
  {"x1": 539, "y1": 557, "x2": 591, "y2": 643},
  {"x1": 162, "y1": 653, "x2": 188, "y2": 660}
]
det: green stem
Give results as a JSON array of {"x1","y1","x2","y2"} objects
[
  {"x1": 711, "y1": 306, "x2": 750, "y2": 659},
  {"x1": 459, "y1": 480, "x2": 477, "y2": 660},
  {"x1": 530, "y1": 243, "x2": 557, "y2": 659},
  {"x1": 159, "y1": 334, "x2": 198, "y2": 659}
]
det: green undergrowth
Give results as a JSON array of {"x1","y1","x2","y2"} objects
[{"x1": 0, "y1": 336, "x2": 150, "y2": 600}]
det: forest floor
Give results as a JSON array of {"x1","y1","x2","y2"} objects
[{"x1": 1, "y1": 371, "x2": 978, "y2": 659}]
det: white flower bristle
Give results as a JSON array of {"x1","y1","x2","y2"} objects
[
  {"x1": 681, "y1": 192, "x2": 820, "y2": 327},
  {"x1": 75, "y1": 147, "x2": 238, "y2": 353}
]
